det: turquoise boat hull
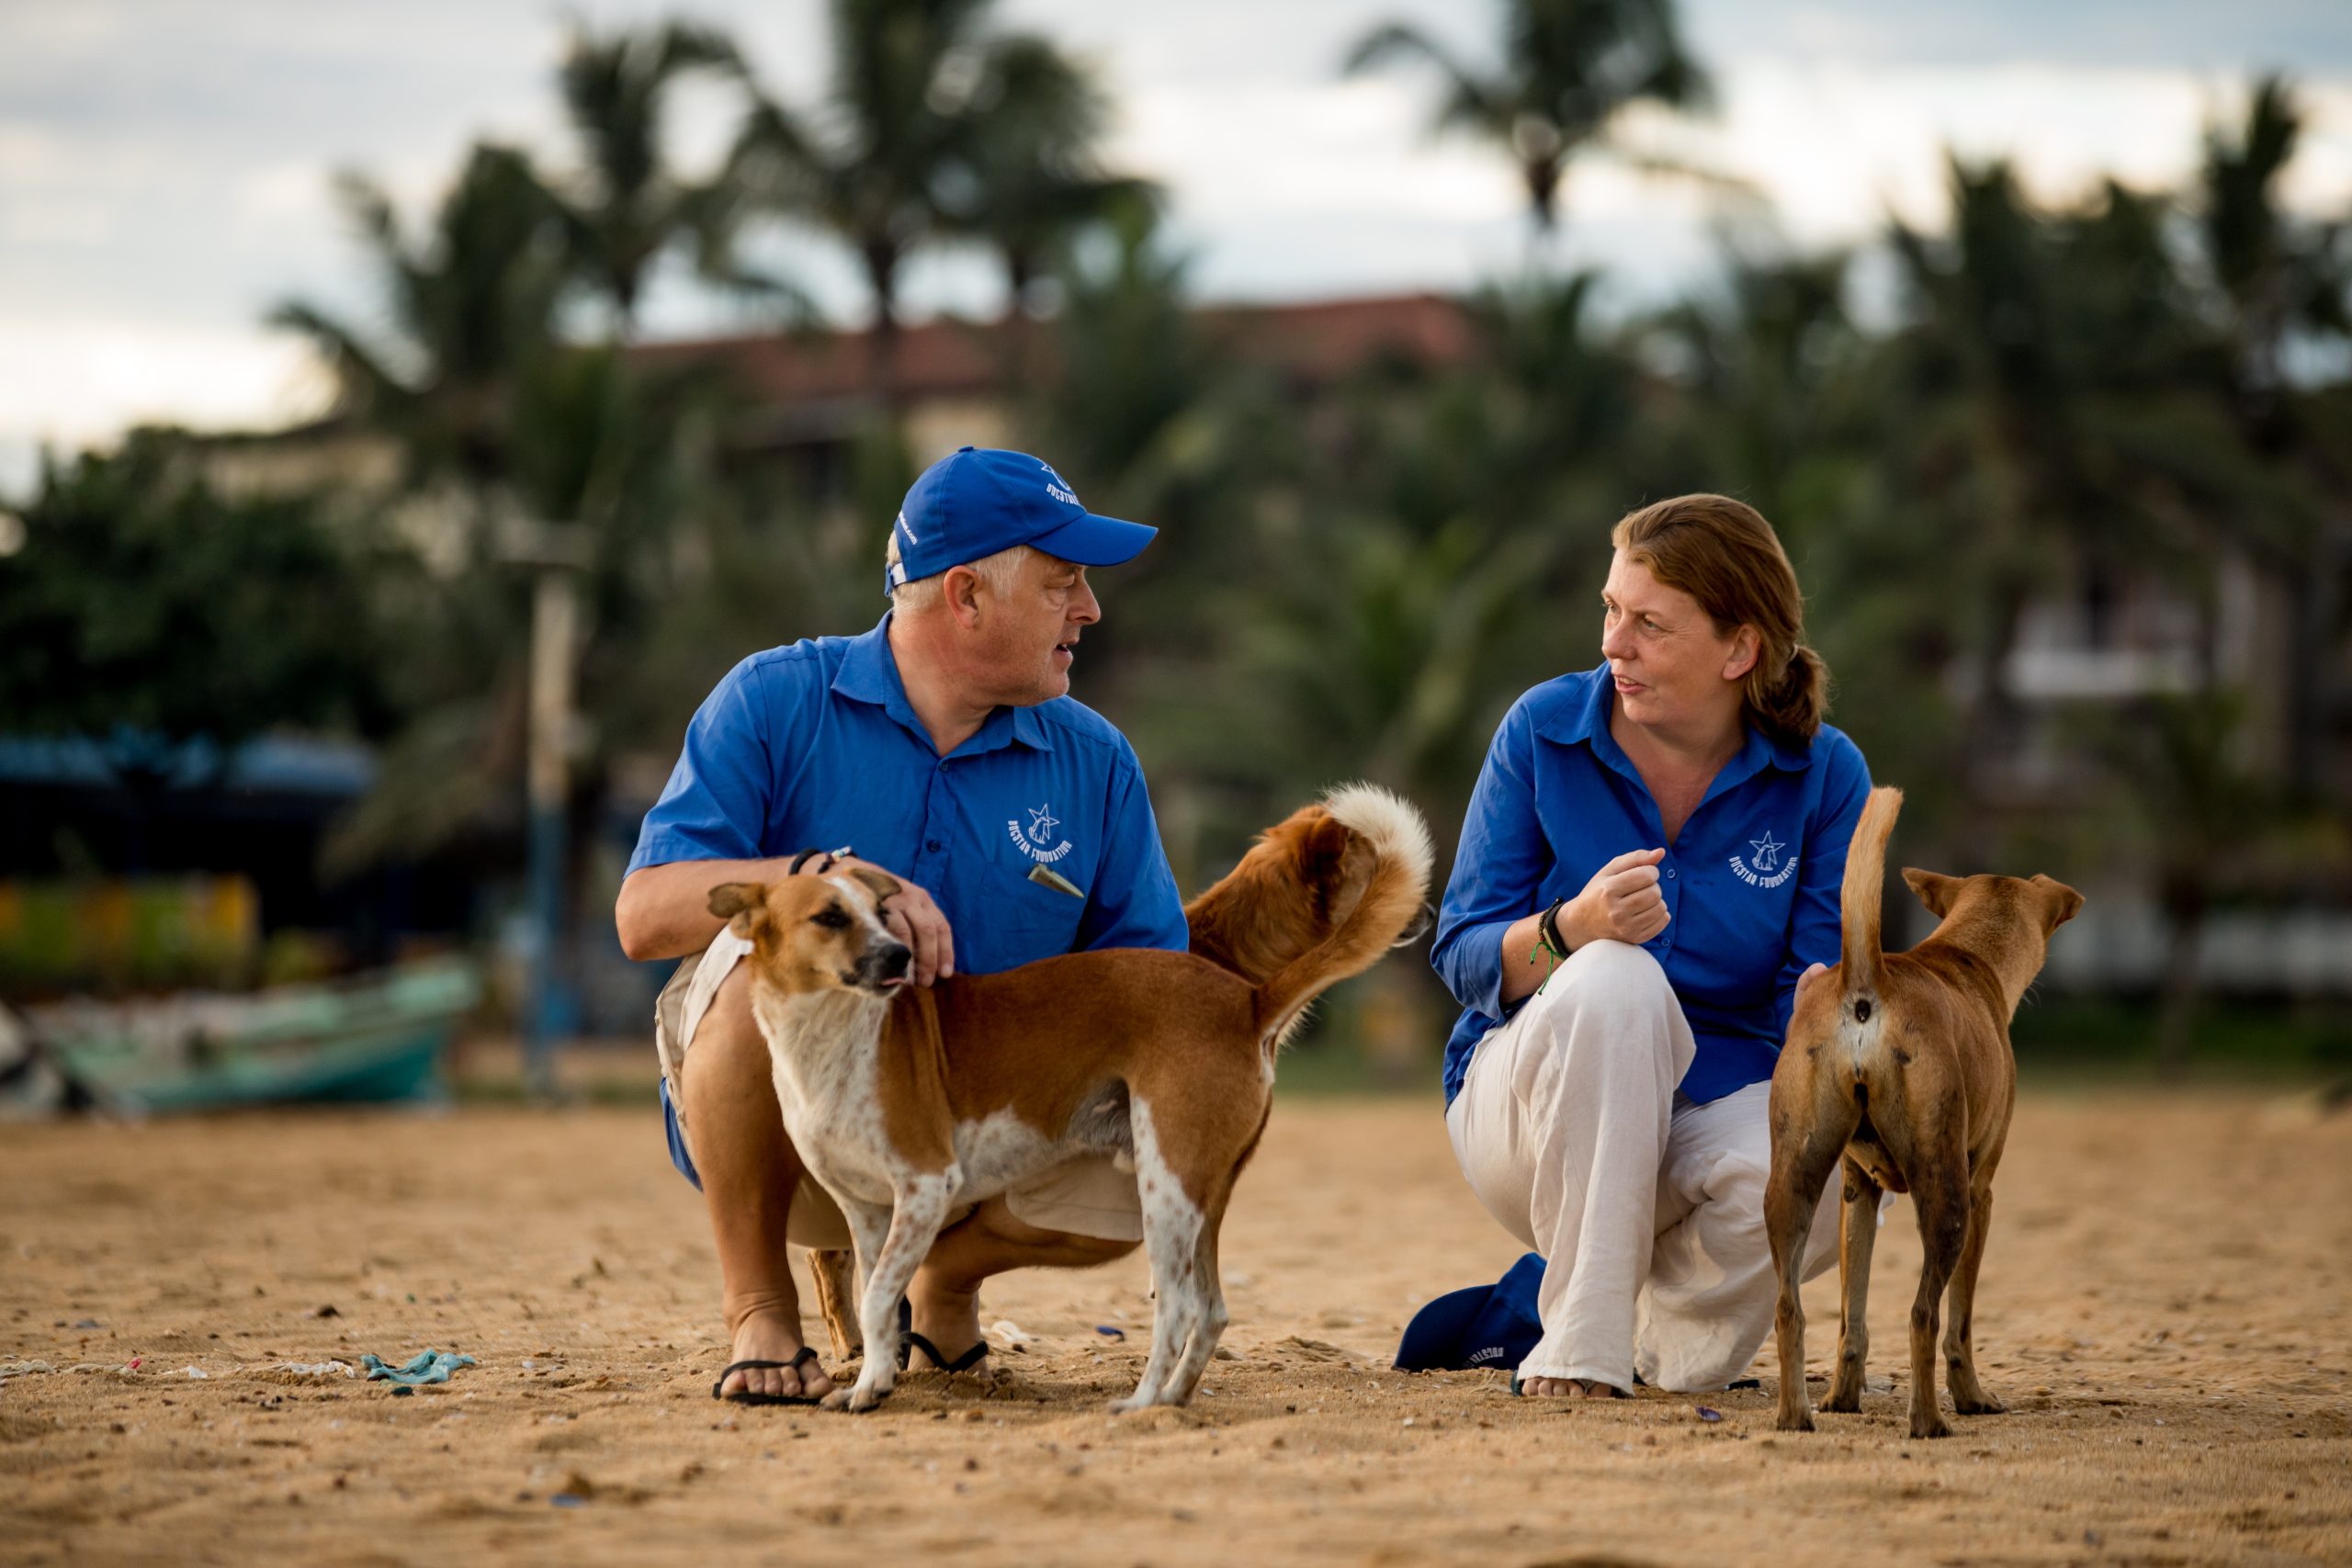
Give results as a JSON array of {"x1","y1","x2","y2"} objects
[{"x1": 44, "y1": 959, "x2": 480, "y2": 1112}]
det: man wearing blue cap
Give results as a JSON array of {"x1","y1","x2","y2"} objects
[{"x1": 616, "y1": 447, "x2": 1189, "y2": 1404}]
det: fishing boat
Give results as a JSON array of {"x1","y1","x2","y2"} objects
[{"x1": 11, "y1": 959, "x2": 481, "y2": 1114}]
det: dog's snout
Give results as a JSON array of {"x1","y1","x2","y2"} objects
[
  {"x1": 1396, "y1": 900, "x2": 1436, "y2": 946},
  {"x1": 878, "y1": 942, "x2": 910, "y2": 980}
]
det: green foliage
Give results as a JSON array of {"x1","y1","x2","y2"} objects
[
  {"x1": 29, "y1": 11, "x2": 2352, "y2": 1055},
  {"x1": 0, "y1": 435, "x2": 393, "y2": 756}
]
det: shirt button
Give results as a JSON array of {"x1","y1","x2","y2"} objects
[
  {"x1": 1666, "y1": 868, "x2": 1676, "y2": 878},
  {"x1": 925, "y1": 840, "x2": 943, "y2": 852}
]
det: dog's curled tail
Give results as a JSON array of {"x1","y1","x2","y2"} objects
[
  {"x1": 1841, "y1": 785, "x2": 1905, "y2": 1006},
  {"x1": 1252, "y1": 784, "x2": 1436, "y2": 1047}
]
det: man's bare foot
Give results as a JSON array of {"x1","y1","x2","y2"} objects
[
  {"x1": 905, "y1": 1276, "x2": 986, "y2": 1371},
  {"x1": 1518, "y1": 1376, "x2": 1623, "y2": 1398},
  {"x1": 718, "y1": 1306, "x2": 835, "y2": 1401}
]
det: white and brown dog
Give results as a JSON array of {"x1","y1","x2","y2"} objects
[{"x1": 707, "y1": 784, "x2": 1433, "y2": 1412}]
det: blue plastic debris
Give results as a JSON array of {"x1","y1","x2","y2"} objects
[
  {"x1": 1093, "y1": 1325, "x2": 1125, "y2": 1341},
  {"x1": 360, "y1": 1348, "x2": 478, "y2": 1387}
]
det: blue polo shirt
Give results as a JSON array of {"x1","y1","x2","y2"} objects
[
  {"x1": 1432, "y1": 665, "x2": 1871, "y2": 1107},
  {"x1": 628, "y1": 615, "x2": 1189, "y2": 972}
]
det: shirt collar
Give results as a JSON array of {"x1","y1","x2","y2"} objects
[
  {"x1": 831, "y1": 614, "x2": 1056, "y2": 755},
  {"x1": 1536, "y1": 664, "x2": 1812, "y2": 782}
]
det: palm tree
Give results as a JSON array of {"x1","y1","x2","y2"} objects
[
  {"x1": 1344, "y1": 0, "x2": 1711, "y2": 236},
  {"x1": 2197, "y1": 76, "x2": 2352, "y2": 798},
  {"x1": 553, "y1": 18, "x2": 749, "y2": 337},
  {"x1": 2201, "y1": 78, "x2": 2352, "y2": 417},
  {"x1": 271, "y1": 142, "x2": 571, "y2": 495},
  {"x1": 1878, "y1": 161, "x2": 2223, "y2": 845},
  {"x1": 944, "y1": 35, "x2": 1157, "y2": 323},
  {"x1": 726, "y1": 0, "x2": 1091, "y2": 405}
]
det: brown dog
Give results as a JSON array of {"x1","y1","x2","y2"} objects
[
  {"x1": 1765, "y1": 786, "x2": 2082, "y2": 1438},
  {"x1": 712, "y1": 785, "x2": 1432, "y2": 1412},
  {"x1": 797, "y1": 790, "x2": 1441, "y2": 1365}
]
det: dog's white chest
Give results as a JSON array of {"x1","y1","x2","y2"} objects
[
  {"x1": 752, "y1": 989, "x2": 899, "y2": 1204},
  {"x1": 749, "y1": 988, "x2": 1092, "y2": 1212}
]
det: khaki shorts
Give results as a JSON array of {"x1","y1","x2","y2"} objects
[{"x1": 657, "y1": 936, "x2": 1141, "y2": 1246}]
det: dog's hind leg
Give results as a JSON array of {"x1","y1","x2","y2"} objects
[
  {"x1": 1944, "y1": 1147, "x2": 2006, "y2": 1416},
  {"x1": 1766, "y1": 1070, "x2": 1858, "y2": 1433},
  {"x1": 1902, "y1": 1145, "x2": 1970, "y2": 1440},
  {"x1": 806, "y1": 1247, "x2": 863, "y2": 1361},
  {"x1": 1159, "y1": 1198, "x2": 1234, "y2": 1405},
  {"x1": 1161, "y1": 1100, "x2": 1263, "y2": 1405},
  {"x1": 1822, "y1": 1159, "x2": 1883, "y2": 1414},
  {"x1": 1113, "y1": 1100, "x2": 1209, "y2": 1412}
]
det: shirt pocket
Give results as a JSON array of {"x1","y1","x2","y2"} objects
[{"x1": 991, "y1": 858, "x2": 1091, "y2": 960}]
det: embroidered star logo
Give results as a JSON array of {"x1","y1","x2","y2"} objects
[
  {"x1": 1027, "y1": 804, "x2": 1060, "y2": 843},
  {"x1": 1748, "y1": 830, "x2": 1785, "y2": 871}
]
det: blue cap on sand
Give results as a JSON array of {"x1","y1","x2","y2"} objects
[
  {"x1": 1392, "y1": 1251, "x2": 1545, "y2": 1373},
  {"x1": 884, "y1": 446, "x2": 1158, "y2": 597}
]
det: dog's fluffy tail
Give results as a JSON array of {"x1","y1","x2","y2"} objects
[
  {"x1": 1840, "y1": 785, "x2": 1905, "y2": 1005},
  {"x1": 1252, "y1": 784, "x2": 1435, "y2": 1046}
]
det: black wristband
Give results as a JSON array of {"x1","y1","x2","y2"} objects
[
  {"x1": 787, "y1": 848, "x2": 827, "y2": 876},
  {"x1": 1537, "y1": 896, "x2": 1569, "y2": 956}
]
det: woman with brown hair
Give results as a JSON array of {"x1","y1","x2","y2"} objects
[{"x1": 1427, "y1": 494, "x2": 1871, "y2": 1397}]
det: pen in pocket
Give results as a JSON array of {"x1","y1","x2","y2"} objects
[{"x1": 1027, "y1": 863, "x2": 1084, "y2": 898}]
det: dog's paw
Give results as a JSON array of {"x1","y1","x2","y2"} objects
[
  {"x1": 1107, "y1": 1390, "x2": 1161, "y2": 1415},
  {"x1": 1821, "y1": 1387, "x2": 1863, "y2": 1415},
  {"x1": 831, "y1": 1378, "x2": 890, "y2": 1414},
  {"x1": 1910, "y1": 1409, "x2": 1953, "y2": 1439},
  {"x1": 1775, "y1": 1406, "x2": 1816, "y2": 1434},
  {"x1": 1952, "y1": 1391, "x2": 2005, "y2": 1416}
]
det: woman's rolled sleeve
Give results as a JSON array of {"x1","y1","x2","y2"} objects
[{"x1": 1431, "y1": 699, "x2": 1551, "y2": 1019}]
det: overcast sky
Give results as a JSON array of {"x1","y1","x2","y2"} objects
[{"x1": 3, "y1": 0, "x2": 2349, "y2": 497}]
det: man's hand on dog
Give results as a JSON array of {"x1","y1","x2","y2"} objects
[
  {"x1": 1566, "y1": 847, "x2": 1671, "y2": 947},
  {"x1": 820, "y1": 855, "x2": 956, "y2": 984}
]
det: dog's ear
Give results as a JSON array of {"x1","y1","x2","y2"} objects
[
  {"x1": 1902, "y1": 867, "x2": 1960, "y2": 919},
  {"x1": 846, "y1": 866, "x2": 902, "y2": 906},
  {"x1": 707, "y1": 882, "x2": 767, "y2": 939},
  {"x1": 2033, "y1": 874, "x2": 2085, "y2": 931}
]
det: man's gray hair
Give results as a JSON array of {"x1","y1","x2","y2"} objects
[{"x1": 885, "y1": 532, "x2": 1032, "y2": 613}]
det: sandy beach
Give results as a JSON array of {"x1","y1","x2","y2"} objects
[{"x1": 4, "y1": 1089, "x2": 2347, "y2": 1566}]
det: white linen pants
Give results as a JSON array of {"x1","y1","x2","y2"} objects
[{"x1": 1445, "y1": 940, "x2": 1842, "y2": 1392}]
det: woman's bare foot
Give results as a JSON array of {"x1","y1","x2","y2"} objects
[
  {"x1": 1518, "y1": 1376, "x2": 1623, "y2": 1398},
  {"x1": 718, "y1": 1306, "x2": 835, "y2": 1401}
]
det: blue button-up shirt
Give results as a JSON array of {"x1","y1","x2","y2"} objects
[
  {"x1": 628, "y1": 615, "x2": 1189, "y2": 972},
  {"x1": 1432, "y1": 665, "x2": 1871, "y2": 1107}
]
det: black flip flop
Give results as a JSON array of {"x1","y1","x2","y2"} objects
[
  {"x1": 899, "y1": 1329, "x2": 989, "y2": 1374},
  {"x1": 711, "y1": 1344, "x2": 830, "y2": 1405}
]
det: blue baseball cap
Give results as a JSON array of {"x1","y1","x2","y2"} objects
[
  {"x1": 884, "y1": 446, "x2": 1158, "y2": 597},
  {"x1": 1393, "y1": 1251, "x2": 1545, "y2": 1374}
]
